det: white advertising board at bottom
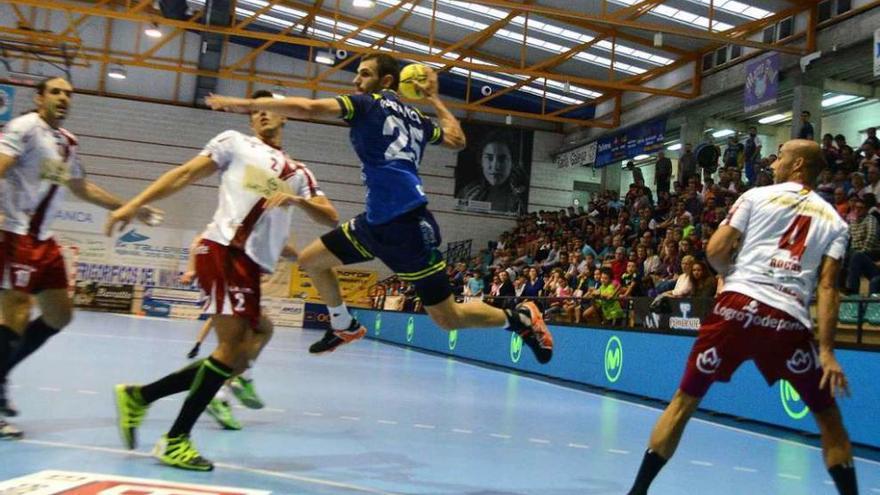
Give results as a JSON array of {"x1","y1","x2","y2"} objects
[{"x1": 0, "y1": 470, "x2": 270, "y2": 494}]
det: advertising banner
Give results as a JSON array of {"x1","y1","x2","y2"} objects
[
  {"x1": 72, "y1": 281, "x2": 134, "y2": 313},
  {"x1": 555, "y1": 141, "x2": 597, "y2": 168},
  {"x1": 632, "y1": 297, "x2": 711, "y2": 332},
  {"x1": 358, "y1": 309, "x2": 880, "y2": 448},
  {"x1": 261, "y1": 297, "x2": 304, "y2": 328},
  {"x1": 744, "y1": 52, "x2": 779, "y2": 112},
  {"x1": 141, "y1": 287, "x2": 203, "y2": 319},
  {"x1": 875, "y1": 28, "x2": 880, "y2": 78},
  {"x1": 595, "y1": 119, "x2": 666, "y2": 167},
  {"x1": 303, "y1": 302, "x2": 331, "y2": 330},
  {"x1": 289, "y1": 263, "x2": 376, "y2": 308}
]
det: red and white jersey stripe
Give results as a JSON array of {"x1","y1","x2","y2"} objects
[
  {"x1": 198, "y1": 130, "x2": 324, "y2": 272},
  {"x1": 721, "y1": 181, "x2": 848, "y2": 327},
  {"x1": 0, "y1": 112, "x2": 84, "y2": 240}
]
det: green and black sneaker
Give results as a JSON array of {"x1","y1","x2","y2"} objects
[
  {"x1": 206, "y1": 399, "x2": 242, "y2": 430},
  {"x1": 152, "y1": 434, "x2": 214, "y2": 471},
  {"x1": 229, "y1": 377, "x2": 264, "y2": 409},
  {"x1": 114, "y1": 384, "x2": 148, "y2": 450}
]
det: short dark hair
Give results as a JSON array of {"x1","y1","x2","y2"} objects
[
  {"x1": 35, "y1": 76, "x2": 67, "y2": 95},
  {"x1": 802, "y1": 110, "x2": 811, "y2": 117},
  {"x1": 362, "y1": 54, "x2": 400, "y2": 91},
  {"x1": 864, "y1": 193, "x2": 877, "y2": 209},
  {"x1": 250, "y1": 89, "x2": 274, "y2": 99}
]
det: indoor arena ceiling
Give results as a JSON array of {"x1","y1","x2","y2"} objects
[{"x1": 0, "y1": 0, "x2": 827, "y2": 127}]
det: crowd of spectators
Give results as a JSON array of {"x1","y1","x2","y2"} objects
[{"x1": 442, "y1": 125, "x2": 880, "y2": 326}]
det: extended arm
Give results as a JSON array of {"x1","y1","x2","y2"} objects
[
  {"x1": 205, "y1": 95, "x2": 341, "y2": 120},
  {"x1": 105, "y1": 155, "x2": 217, "y2": 235},
  {"x1": 265, "y1": 193, "x2": 339, "y2": 227}
]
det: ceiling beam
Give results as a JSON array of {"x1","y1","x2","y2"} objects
[
  {"x1": 14, "y1": 0, "x2": 691, "y2": 97},
  {"x1": 461, "y1": 0, "x2": 807, "y2": 55}
]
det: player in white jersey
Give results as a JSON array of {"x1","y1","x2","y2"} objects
[
  {"x1": 0, "y1": 77, "x2": 162, "y2": 438},
  {"x1": 105, "y1": 89, "x2": 338, "y2": 471},
  {"x1": 628, "y1": 140, "x2": 858, "y2": 495}
]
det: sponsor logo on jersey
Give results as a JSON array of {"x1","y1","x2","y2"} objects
[
  {"x1": 786, "y1": 347, "x2": 816, "y2": 375},
  {"x1": 696, "y1": 347, "x2": 722, "y2": 374},
  {"x1": 712, "y1": 301, "x2": 805, "y2": 332}
]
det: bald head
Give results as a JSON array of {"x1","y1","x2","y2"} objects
[{"x1": 774, "y1": 139, "x2": 825, "y2": 185}]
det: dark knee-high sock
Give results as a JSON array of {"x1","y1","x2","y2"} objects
[
  {"x1": 0, "y1": 325, "x2": 20, "y2": 384},
  {"x1": 829, "y1": 462, "x2": 858, "y2": 495},
  {"x1": 167, "y1": 356, "x2": 233, "y2": 438},
  {"x1": 628, "y1": 449, "x2": 668, "y2": 495},
  {"x1": 2, "y1": 318, "x2": 59, "y2": 378},
  {"x1": 138, "y1": 359, "x2": 205, "y2": 404}
]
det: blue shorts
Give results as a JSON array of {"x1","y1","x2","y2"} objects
[{"x1": 321, "y1": 206, "x2": 452, "y2": 306}]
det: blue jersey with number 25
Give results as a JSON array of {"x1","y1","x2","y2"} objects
[{"x1": 336, "y1": 90, "x2": 444, "y2": 225}]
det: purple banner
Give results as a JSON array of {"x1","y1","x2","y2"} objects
[{"x1": 744, "y1": 53, "x2": 779, "y2": 113}]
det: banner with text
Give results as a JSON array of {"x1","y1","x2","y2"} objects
[
  {"x1": 555, "y1": 141, "x2": 597, "y2": 168},
  {"x1": 744, "y1": 52, "x2": 779, "y2": 112},
  {"x1": 289, "y1": 263, "x2": 377, "y2": 308},
  {"x1": 0, "y1": 84, "x2": 14, "y2": 124},
  {"x1": 595, "y1": 119, "x2": 666, "y2": 168}
]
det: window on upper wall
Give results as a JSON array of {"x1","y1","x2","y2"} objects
[
  {"x1": 702, "y1": 52, "x2": 714, "y2": 71},
  {"x1": 837, "y1": 0, "x2": 852, "y2": 15},
  {"x1": 818, "y1": 0, "x2": 832, "y2": 21},
  {"x1": 778, "y1": 17, "x2": 794, "y2": 40},
  {"x1": 763, "y1": 25, "x2": 776, "y2": 43},
  {"x1": 730, "y1": 45, "x2": 742, "y2": 61},
  {"x1": 715, "y1": 47, "x2": 727, "y2": 66}
]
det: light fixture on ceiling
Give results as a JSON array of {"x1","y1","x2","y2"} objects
[
  {"x1": 653, "y1": 32, "x2": 663, "y2": 48},
  {"x1": 666, "y1": 143, "x2": 682, "y2": 151},
  {"x1": 712, "y1": 129, "x2": 735, "y2": 138},
  {"x1": 822, "y1": 94, "x2": 862, "y2": 108},
  {"x1": 634, "y1": 154, "x2": 650, "y2": 161},
  {"x1": 315, "y1": 50, "x2": 334, "y2": 65},
  {"x1": 758, "y1": 113, "x2": 790, "y2": 125},
  {"x1": 107, "y1": 63, "x2": 127, "y2": 80},
  {"x1": 505, "y1": 115, "x2": 512, "y2": 125},
  {"x1": 144, "y1": 22, "x2": 162, "y2": 38},
  {"x1": 353, "y1": 0, "x2": 375, "y2": 6}
]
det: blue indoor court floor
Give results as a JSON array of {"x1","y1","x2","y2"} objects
[{"x1": 0, "y1": 311, "x2": 879, "y2": 495}]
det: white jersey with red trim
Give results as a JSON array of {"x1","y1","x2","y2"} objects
[
  {"x1": 0, "y1": 112, "x2": 84, "y2": 240},
  {"x1": 721, "y1": 181, "x2": 848, "y2": 326},
  {"x1": 199, "y1": 130, "x2": 324, "y2": 273}
]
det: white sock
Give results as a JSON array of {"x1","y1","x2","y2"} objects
[
  {"x1": 215, "y1": 386, "x2": 230, "y2": 402},
  {"x1": 328, "y1": 303, "x2": 353, "y2": 330}
]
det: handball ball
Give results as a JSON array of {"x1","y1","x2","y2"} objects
[{"x1": 399, "y1": 63, "x2": 429, "y2": 100}]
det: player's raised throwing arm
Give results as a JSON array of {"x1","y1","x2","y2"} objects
[
  {"x1": 417, "y1": 66, "x2": 466, "y2": 151},
  {"x1": 105, "y1": 155, "x2": 217, "y2": 235}
]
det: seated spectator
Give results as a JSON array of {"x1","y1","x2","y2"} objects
[
  {"x1": 850, "y1": 172, "x2": 866, "y2": 198},
  {"x1": 816, "y1": 169, "x2": 835, "y2": 203},
  {"x1": 582, "y1": 267, "x2": 625, "y2": 326},
  {"x1": 690, "y1": 260, "x2": 718, "y2": 299},
  {"x1": 657, "y1": 255, "x2": 696, "y2": 298},
  {"x1": 620, "y1": 261, "x2": 644, "y2": 298},
  {"x1": 464, "y1": 270, "x2": 484, "y2": 301},
  {"x1": 610, "y1": 246, "x2": 627, "y2": 282},
  {"x1": 522, "y1": 267, "x2": 544, "y2": 301},
  {"x1": 496, "y1": 270, "x2": 515, "y2": 309},
  {"x1": 544, "y1": 276, "x2": 572, "y2": 320},
  {"x1": 846, "y1": 194, "x2": 880, "y2": 294},
  {"x1": 834, "y1": 188, "x2": 850, "y2": 217}
]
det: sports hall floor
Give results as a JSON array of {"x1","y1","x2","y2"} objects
[{"x1": 0, "y1": 312, "x2": 878, "y2": 494}]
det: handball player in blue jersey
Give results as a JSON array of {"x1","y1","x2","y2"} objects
[{"x1": 206, "y1": 54, "x2": 553, "y2": 363}]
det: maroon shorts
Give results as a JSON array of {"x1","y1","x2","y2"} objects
[
  {"x1": 679, "y1": 291, "x2": 835, "y2": 413},
  {"x1": 0, "y1": 231, "x2": 68, "y2": 294},
  {"x1": 195, "y1": 239, "x2": 262, "y2": 328}
]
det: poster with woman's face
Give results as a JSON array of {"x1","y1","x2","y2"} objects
[{"x1": 454, "y1": 123, "x2": 533, "y2": 214}]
